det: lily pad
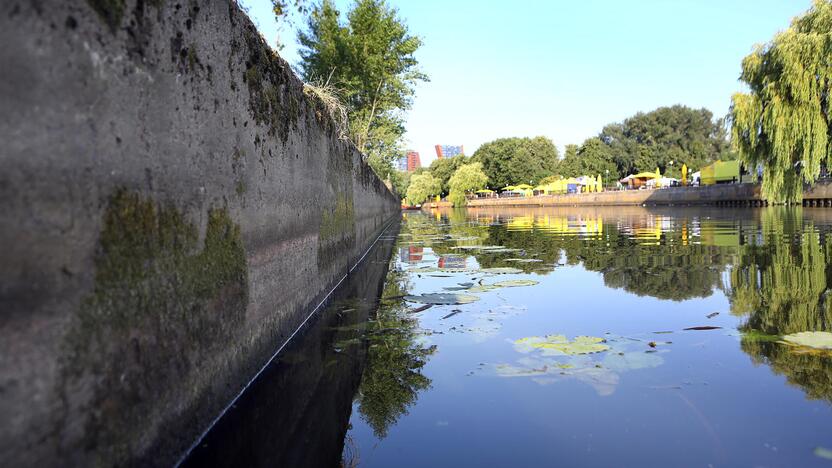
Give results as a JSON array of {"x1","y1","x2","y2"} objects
[
  {"x1": 515, "y1": 335, "x2": 610, "y2": 355},
  {"x1": 814, "y1": 446, "x2": 832, "y2": 460},
  {"x1": 466, "y1": 284, "x2": 501, "y2": 293},
  {"x1": 480, "y1": 267, "x2": 523, "y2": 275},
  {"x1": 492, "y1": 279, "x2": 539, "y2": 288},
  {"x1": 781, "y1": 331, "x2": 832, "y2": 350},
  {"x1": 403, "y1": 293, "x2": 480, "y2": 305}
]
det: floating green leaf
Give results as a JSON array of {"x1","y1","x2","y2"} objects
[
  {"x1": 492, "y1": 279, "x2": 539, "y2": 288},
  {"x1": 515, "y1": 335, "x2": 610, "y2": 355},
  {"x1": 480, "y1": 267, "x2": 523, "y2": 275},
  {"x1": 466, "y1": 284, "x2": 501, "y2": 293},
  {"x1": 781, "y1": 331, "x2": 832, "y2": 350},
  {"x1": 814, "y1": 446, "x2": 832, "y2": 460},
  {"x1": 404, "y1": 293, "x2": 480, "y2": 305}
]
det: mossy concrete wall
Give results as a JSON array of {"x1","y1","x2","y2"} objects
[{"x1": 0, "y1": 0, "x2": 399, "y2": 466}]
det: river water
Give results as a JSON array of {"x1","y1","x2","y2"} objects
[{"x1": 184, "y1": 206, "x2": 832, "y2": 467}]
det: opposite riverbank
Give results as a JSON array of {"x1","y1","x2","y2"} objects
[{"x1": 420, "y1": 181, "x2": 832, "y2": 209}]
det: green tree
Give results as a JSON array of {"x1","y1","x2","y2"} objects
[
  {"x1": 406, "y1": 172, "x2": 441, "y2": 205},
  {"x1": 599, "y1": 105, "x2": 730, "y2": 178},
  {"x1": 297, "y1": 0, "x2": 427, "y2": 178},
  {"x1": 390, "y1": 170, "x2": 411, "y2": 198},
  {"x1": 472, "y1": 136, "x2": 559, "y2": 188},
  {"x1": 428, "y1": 155, "x2": 467, "y2": 196},
  {"x1": 730, "y1": 0, "x2": 832, "y2": 203},
  {"x1": 556, "y1": 144, "x2": 581, "y2": 177},
  {"x1": 448, "y1": 162, "x2": 488, "y2": 207},
  {"x1": 554, "y1": 139, "x2": 617, "y2": 179}
]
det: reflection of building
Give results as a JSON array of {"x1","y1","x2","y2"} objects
[
  {"x1": 434, "y1": 145, "x2": 464, "y2": 159},
  {"x1": 395, "y1": 151, "x2": 422, "y2": 172},
  {"x1": 399, "y1": 246, "x2": 423, "y2": 263},
  {"x1": 438, "y1": 255, "x2": 466, "y2": 269}
]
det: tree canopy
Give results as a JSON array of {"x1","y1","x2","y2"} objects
[
  {"x1": 555, "y1": 138, "x2": 617, "y2": 179},
  {"x1": 471, "y1": 136, "x2": 559, "y2": 188},
  {"x1": 429, "y1": 156, "x2": 468, "y2": 196},
  {"x1": 730, "y1": 0, "x2": 832, "y2": 203},
  {"x1": 599, "y1": 105, "x2": 730, "y2": 179},
  {"x1": 448, "y1": 162, "x2": 488, "y2": 206},
  {"x1": 405, "y1": 172, "x2": 441, "y2": 205},
  {"x1": 297, "y1": 0, "x2": 427, "y2": 179}
]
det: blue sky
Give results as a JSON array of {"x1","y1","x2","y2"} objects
[{"x1": 239, "y1": 0, "x2": 811, "y2": 165}]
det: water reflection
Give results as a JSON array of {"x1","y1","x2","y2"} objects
[
  {"x1": 354, "y1": 265, "x2": 435, "y2": 439},
  {"x1": 186, "y1": 206, "x2": 832, "y2": 467}
]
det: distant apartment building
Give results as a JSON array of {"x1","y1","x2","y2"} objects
[
  {"x1": 434, "y1": 145, "x2": 464, "y2": 159},
  {"x1": 396, "y1": 150, "x2": 421, "y2": 172}
]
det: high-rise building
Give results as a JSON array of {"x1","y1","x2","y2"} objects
[
  {"x1": 435, "y1": 145, "x2": 464, "y2": 159},
  {"x1": 406, "y1": 151, "x2": 421, "y2": 171},
  {"x1": 395, "y1": 155, "x2": 408, "y2": 172},
  {"x1": 395, "y1": 151, "x2": 422, "y2": 172}
]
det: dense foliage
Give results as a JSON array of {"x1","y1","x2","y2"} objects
[
  {"x1": 471, "y1": 136, "x2": 559, "y2": 188},
  {"x1": 599, "y1": 105, "x2": 731, "y2": 179},
  {"x1": 429, "y1": 156, "x2": 468, "y2": 196},
  {"x1": 730, "y1": 0, "x2": 832, "y2": 203},
  {"x1": 297, "y1": 0, "x2": 427, "y2": 180},
  {"x1": 448, "y1": 162, "x2": 488, "y2": 207},
  {"x1": 405, "y1": 172, "x2": 441, "y2": 205}
]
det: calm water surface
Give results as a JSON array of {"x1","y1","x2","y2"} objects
[{"x1": 186, "y1": 206, "x2": 832, "y2": 467}]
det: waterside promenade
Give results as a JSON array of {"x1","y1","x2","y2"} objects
[{"x1": 422, "y1": 181, "x2": 832, "y2": 209}]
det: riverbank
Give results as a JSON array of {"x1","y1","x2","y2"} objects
[{"x1": 419, "y1": 180, "x2": 832, "y2": 209}]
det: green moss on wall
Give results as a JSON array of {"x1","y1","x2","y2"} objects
[
  {"x1": 87, "y1": 0, "x2": 126, "y2": 31},
  {"x1": 57, "y1": 189, "x2": 248, "y2": 466},
  {"x1": 241, "y1": 27, "x2": 301, "y2": 143},
  {"x1": 318, "y1": 192, "x2": 356, "y2": 270}
]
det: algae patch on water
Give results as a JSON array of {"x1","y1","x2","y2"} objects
[
  {"x1": 781, "y1": 331, "x2": 832, "y2": 350},
  {"x1": 514, "y1": 335, "x2": 610, "y2": 356},
  {"x1": 404, "y1": 293, "x2": 480, "y2": 305}
]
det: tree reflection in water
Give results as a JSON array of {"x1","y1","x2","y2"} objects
[{"x1": 355, "y1": 236, "x2": 436, "y2": 439}]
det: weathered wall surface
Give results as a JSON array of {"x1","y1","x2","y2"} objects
[{"x1": 0, "y1": 1, "x2": 399, "y2": 466}]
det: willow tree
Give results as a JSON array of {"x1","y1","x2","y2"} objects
[
  {"x1": 405, "y1": 172, "x2": 440, "y2": 205},
  {"x1": 448, "y1": 162, "x2": 488, "y2": 207},
  {"x1": 730, "y1": 0, "x2": 832, "y2": 203}
]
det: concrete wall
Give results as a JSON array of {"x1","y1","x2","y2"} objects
[{"x1": 0, "y1": 1, "x2": 399, "y2": 466}]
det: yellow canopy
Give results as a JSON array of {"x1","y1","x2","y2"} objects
[
  {"x1": 475, "y1": 189, "x2": 494, "y2": 193},
  {"x1": 631, "y1": 172, "x2": 660, "y2": 179},
  {"x1": 502, "y1": 185, "x2": 517, "y2": 191},
  {"x1": 514, "y1": 183, "x2": 534, "y2": 190}
]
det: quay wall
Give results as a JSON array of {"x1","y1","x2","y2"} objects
[{"x1": 0, "y1": 1, "x2": 399, "y2": 466}]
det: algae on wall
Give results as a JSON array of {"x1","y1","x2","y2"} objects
[{"x1": 56, "y1": 189, "x2": 248, "y2": 466}]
